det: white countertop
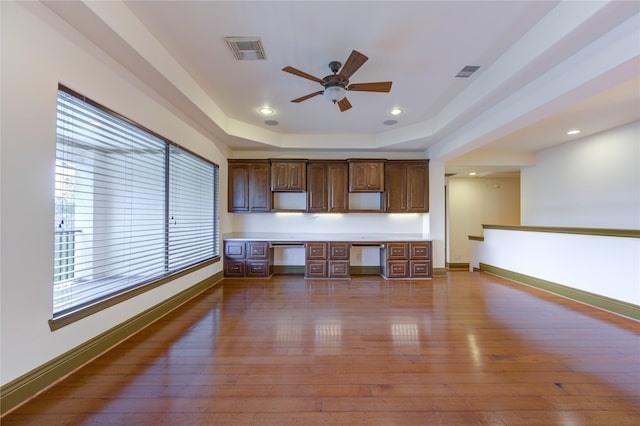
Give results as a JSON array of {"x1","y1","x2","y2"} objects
[{"x1": 223, "y1": 232, "x2": 431, "y2": 242}]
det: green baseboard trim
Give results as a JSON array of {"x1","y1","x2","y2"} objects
[
  {"x1": 433, "y1": 268, "x2": 447, "y2": 277},
  {"x1": 0, "y1": 271, "x2": 223, "y2": 416},
  {"x1": 273, "y1": 265, "x2": 305, "y2": 274},
  {"x1": 351, "y1": 266, "x2": 381, "y2": 275},
  {"x1": 446, "y1": 262, "x2": 470, "y2": 270},
  {"x1": 480, "y1": 263, "x2": 639, "y2": 320}
]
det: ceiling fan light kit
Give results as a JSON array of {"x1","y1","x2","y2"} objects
[{"x1": 282, "y1": 50, "x2": 392, "y2": 112}]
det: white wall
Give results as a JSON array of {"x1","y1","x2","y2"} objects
[
  {"x1": 480, "y1": 229, "x2": 640, "y2": 305},
  {"x1": 521, "y1": 121, "x2": 640, "y2": 228},
  {"x1": 0, "y1": 2, "x2": 229, "y2": 385}
]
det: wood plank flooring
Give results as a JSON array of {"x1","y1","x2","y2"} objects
[{"x1": 3, "y1": 272, "x2": 639, "y2": 425}]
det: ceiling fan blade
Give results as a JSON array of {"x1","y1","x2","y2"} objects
[
  {"x1": 338, "y1": 50, "x2": 368, "y2": 79},
  {"x1": 337, "y1": 97, "x2": 352, "y2": 112},
  {"x1": 348, "y1": 82, "x2": 392, "y2": 92},
  {"x1": 282, "y1": 66, "x2": 323, "y2": 84},
  {"x1": 291, "y1": 90, "x2": 324, "y2": 103}
]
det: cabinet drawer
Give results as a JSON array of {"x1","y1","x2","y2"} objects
[
  {"x1": 224, "y1": 261, "x2": 244, "y2": 277},
  {"x1": 306, "y1": 242, "x2": 328, "y2": 260},
  {"x1": 246, "y1": 260, "x2": 270, "y2": 277},
  {"x1": 410, "y1": 260, "x2": 432, "y2": 278},
  {"x1": 386, "y1": 242, "x2": 409, "y2": 260},
  {"x1": 305, "y1": 260, "x2": 327, "y2": 278},
  {"x1": 224, "y1": 241, "x2": 245, "y2": 259},
  {"x1": 410, "y1": 242, "x2": 431, "y2": 260},
  {"x1": 386, "y1": 261, "x2": 409, "y2": 278},
  {"x1": 329, "y1": 242, "x2": 350, "y2": 260},
  {"x1": 329, "y1": 260, "x2": 350, "y2": 278},
  {"x1": 247, "y1": 241, "x2": 269, "y2": 259}
]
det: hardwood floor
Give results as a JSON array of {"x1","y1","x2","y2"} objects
[{"x1": 3, "y1": 272, "x2": 639, "y2": 425}]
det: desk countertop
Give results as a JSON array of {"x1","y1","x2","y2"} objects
[{"x1": 223, "y1": 232, "x2": 431, "y2": 242}]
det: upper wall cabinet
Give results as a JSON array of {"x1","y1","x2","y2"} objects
[
  {"x1": 271, "y1": 160, "x2": 307, "y2": 192},
  {"x1": 307, "y1": 161, "x2": 349, "y2": 213},
  {"x1": 348, "y1": 159, "x2": 385, "y2": 192},
  {"x1": 385, "y1": 160, "x2": 429, "y2": 212},
  {"x1": 228, "y1": 160, "x2": 271, "y2": 212}
]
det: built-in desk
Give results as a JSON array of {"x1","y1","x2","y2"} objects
[{"x1": 223, "y1": 233, "x2": 432, "y2": 279}]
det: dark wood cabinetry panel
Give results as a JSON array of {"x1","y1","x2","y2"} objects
[
  {"x1": 271, "y1": 160, "x2": 306, "y2": 191},
  {"x1": 381, "y1": 241, "x2": 432, "y2": 278},
  {"x1": 306, "y1": 162, "x2": 328, "y2": 212},
  {"x1": 307, "y1": 161, "x2": 349, "y2": 213},
  {"x1": 348, "y1": 160, "x2": 384, "y2": 192},
  {"x1": 223, "y1": 241, "x2": 273, "y2": 277},
  {"x1": 384, "y1": 160, "x2": 429, "y2": 212},
  {"x1": 228, "y1": 160, "x2": 271, "y2": 212}
]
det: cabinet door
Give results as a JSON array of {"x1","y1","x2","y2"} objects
[
  {"x1": 410, "y1": 242, "x2": 431, "y2": 260},
  {"x1": 228, "y1": 164, "x2": 250, "y2": 212},
  {"x1": 329, "y1": 260, "x2": 350, "y2": 278},
  {"x1": 348, "y1": 161, "x2": 384, "y2": 192},
  {"x1": 224, "y1": 241, "x2": 245, "y2": 259},
  {"x1": 386, "y1": 242, "x2": 409, "y2": 260},
  {"x1": 249, "y1": 163, "x2": 272, "y2": 211},
  {"x1": 247, "y1": 241, "x2": 269, "y2": 259},
  {"x1": 410, "y1": 260, "x2": 432, "y2": 278},
  {"x1": 306, "y1": 242, "x2": 328, "y2": 260},
  {"x1": 306, "y1": 162, "x2": 328, "y2": 212},
  {"x1": 386, "y1": 261, "x2": 409, "y2": 278},
  {"x1": 406, "y1": 162, "x2": 429, "y2": 212},
  {"x1": 224, "y1": 261, "x2": 245, "y2": 277},
  {"x1": 329, "y1": 242, "x2": 350, "y2": 260},
  {"x1": 384, "y1": 162, "x2": 407, "y2": 212},
  {"x1": 246, "y1": 260, "x2": 271, "y2": 277},
  {"x1": 327, "y1": 162, "x2": 349, "y2": 212},
  {"x1": 271, "y1": 161, "x2": 306, "y2": 191}
]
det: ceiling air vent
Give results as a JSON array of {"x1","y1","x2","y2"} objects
[
  {"x1": 455, "y1": 65, "x2": 480, "y2": 78},
  {"x1": 225, "y1": 37, "x2": 266, "y2": 60}
]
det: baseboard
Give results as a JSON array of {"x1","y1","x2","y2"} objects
[
  {"x1": 446, "y1": 262, "x2": 470, "y2": 270},
  {"x1": 433, "y1": 268, "x2": 447, "y2": 277},
  {"x1": 351, "y1": 266, "x2": 381, "y2": 275},
  {"x1": 0, "y1": 271, "x2": 223, "y2": 416},
  {"x1": 273, "y1": 265, "x2": 305, "y2": 274},
  {"x1": 479, "y1": 263, "x2": 639, "y2": 320}
]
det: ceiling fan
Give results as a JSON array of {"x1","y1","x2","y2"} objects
[{"x1": 282, "y1": 50, "x2": 392, "y2": 112}]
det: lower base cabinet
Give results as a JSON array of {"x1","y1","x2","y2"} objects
[
  {"x1": 380, "y1": 241, "x2": 432, "y2": 279},
  {"x1": 224, "y1": 241, "x2": 273, "y2": 277},
  {"x1": 305, "y1": 242, "x2": 351, "y2": 278},
  {"x1": 225, "y1": 239, "x2": 431, "y2": 279}
]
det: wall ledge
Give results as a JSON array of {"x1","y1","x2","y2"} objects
[{"x1": 482, "y1": 224, "x2": 640, "y2": 239}]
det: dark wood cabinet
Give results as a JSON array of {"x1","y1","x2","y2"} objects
[
  {"x1": 271, "y1": 160, "x2": 306, "y2": 192},
  {"x1": 348, "y1": 160, "x2": 384, "y2": 192},
  {"x1": 224, "y1": 241, "x2": 273, "y2": 277},
  {"x1": 381, "y1": 241, "x2": 432, "y2": 279},
  {"x1": 305, "y1": 241, "x2": 350, "y2": 278},
  {"x1": 228, "y1": 160, "x2": 271, "y2": 212},
  {"x1": 307, "y1": 161, "x2": 348, "y2": 213},
  {"x1": 384, "y1": 160, "x2": 429, "y2": 212}
]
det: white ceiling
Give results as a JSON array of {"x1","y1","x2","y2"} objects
[{"x1": 45, "y1": 1, "x2": 640, "y2": 175}]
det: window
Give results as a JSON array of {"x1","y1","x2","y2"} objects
[{"x1": 54, "y1": 85, "x2": 219, "y2": 318}]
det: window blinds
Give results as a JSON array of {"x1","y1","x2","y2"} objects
[{"x1": 54, "y1": 86, "x2": 218, "y2": 316}]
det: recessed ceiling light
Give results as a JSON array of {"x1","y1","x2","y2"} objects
[
  {"x1": 469, "y1": 172, "x2": 477, "y2": 176},
  {"x1": 567, "y1": 129, "x2": 581, "y2": 135},
  {"x1": 390, "y1": 107, "x2": 403, "y2": 116},
  {"x1": 258, "y1": 106, "x2": 274, "y2": 115}
]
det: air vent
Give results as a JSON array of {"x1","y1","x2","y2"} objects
[
  {"x1": 225, "y1": 37, "x2": 266, "y2": 60},
  {"x1": 455, "y1": 65, "x2": 480, "y2": 78}
]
